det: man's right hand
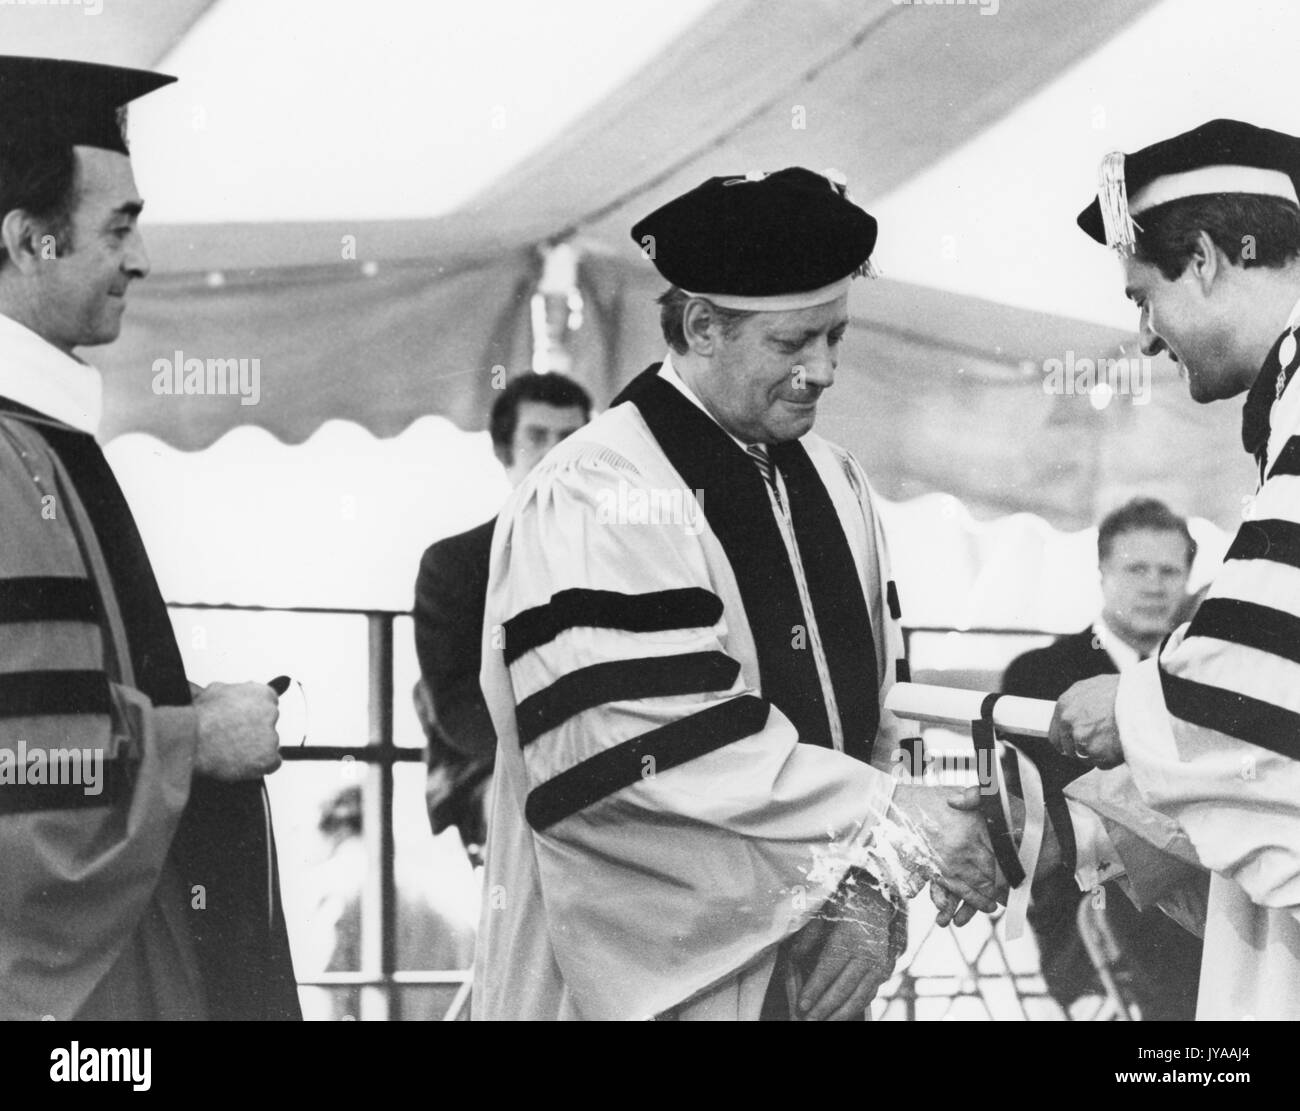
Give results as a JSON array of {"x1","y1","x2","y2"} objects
[
  {"x1": 891, "y1": 782, "x2": 1004, "y2": 918},
  {"x1": 193, "y1": 682, "x2": 282, "y2": 781}
]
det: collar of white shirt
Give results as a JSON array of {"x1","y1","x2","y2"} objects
[
  {"x1": 1288, "y1": 295, "x2": 1300, "y2": 333},
  {"x1": 658, "y1": 352, "x2": 762, "y2": 456},
  {"x1": 1091, "y1": 615, "x2": 1143, "y2": 672},
  {"x1": 0, "y1": 311, "x2": 102, "y2": 434}
]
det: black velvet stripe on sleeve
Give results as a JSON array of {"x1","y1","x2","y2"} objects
[
  {"x1": 1187, "y1": 597, "x2": 1300, "y2": 665},
  {"x1": 516, "y1": 651, "x2": 740, "y2": 745},
  {"x1": 0, "y1": 669, "x2": 110, "y2": 718},
  {"x1": 503, "y1": 587, "x2": 724, "y2": 666},
  {"x1": 525, "y1": 694, "x2": 769, "y2": 831},
  {"x1": 1160, "y1": 666, "x2": 1300, "y2": 761},
  {"x1": 0, "y1": 760, "x2": 131, "y2": 813},
  {"x1": 1224, "y1": 518, "x2": 1300, "y2": 569},
  {"x1": 0, "y1": 577, "x2": 99, "y2": 625}
]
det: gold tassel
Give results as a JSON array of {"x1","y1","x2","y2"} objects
[
  {"x1": 1098, "y1": 151, "x2": 1137, "y2": 256},
  {"x1": 857, "y1": 258, "x2": 881, "y2": 280}
]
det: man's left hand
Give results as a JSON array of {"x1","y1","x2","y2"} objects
[
  {"x1": 791, "y1": 881, "x2": 902, "y2": 1021},
  {"x1": 1048, "y1": 674, "x2": 1123, "y2": 768}
]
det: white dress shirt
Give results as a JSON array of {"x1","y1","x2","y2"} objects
[{"x1": 0, "y1": 311, "x2": 102, "y2": 433}]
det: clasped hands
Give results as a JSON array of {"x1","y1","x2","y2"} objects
[
  {"x1": 786, "y1": 782, "x2": 1023, "y2": 1019},
  {"x1": 786, "y1": 675, "x2": 1124, "y2": 1019},
  {"x1": 899, "y1": 672, "x2": 1124, "y2": 924},
  {"x1": 891, "y1": 780, "x2": 1012, "y2": 928}
]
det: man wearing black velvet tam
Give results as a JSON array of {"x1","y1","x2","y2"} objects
[
  {"x1": 0, "y1": 57, "x2": 299, "y2": 1020},
  {"x1": 473, "y1": 167, "x2": 1002, "y2": 1021},
  {"x1": 1046, "y1": 119, "x2": 1300, "y2": 1018}
]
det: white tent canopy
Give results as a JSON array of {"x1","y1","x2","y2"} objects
[{"x1": 1, "y1": 0, "x2": 1278, "y2": 609}]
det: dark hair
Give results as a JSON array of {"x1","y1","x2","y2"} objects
[
  {"x1": 1097, "y1": 497, "x2": 1196, "y2": 568},
  {"x1": 1135, "y1": 192, "x2": 1300, "y2": 280},
  {"x1": 0, "y1": 141, "x2": 79, "y2": 269},
  {"x1": 656, "y1": 286, "x2": 756, "y2": 355},
  {"x1": 489, "y1": 371, "x2": 592, "y2": 451}
]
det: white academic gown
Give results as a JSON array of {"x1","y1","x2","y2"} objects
[
  {"x1": 472, "y1": 363, "x2": 913, "y2": 1020},
  {"x1": 1066, "y1": 321, "x2": 1300, "y2": 1020}
]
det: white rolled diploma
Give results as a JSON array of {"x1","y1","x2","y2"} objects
[
  {"x1": 884, "y1": 682, "x2": 1057, "y2": 739},
  {"x1": 886, "y1": 681, "x2": 1058, "y2": 936}
]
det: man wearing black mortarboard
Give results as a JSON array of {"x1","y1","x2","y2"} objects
[
  {"x1": 0, "y1": 57, "x2": 299, "y2": 1020},
  {"x1": 472, "y1": 168, "x2": 1004, "y2": 1021},
  {"x1": 1037, "y1": 120, "x2": 1300, "y2": 1019}
]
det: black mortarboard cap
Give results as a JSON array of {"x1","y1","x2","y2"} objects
[
  {"x1": 631, "y1": 167, "x2": 878, "y2": 310},
  {"x1": 1078, "y1": 119, "x2": 1300, "y2": 253},
  {"x1": 0, "y1": 55, "x2": 175, "y2": 155}
]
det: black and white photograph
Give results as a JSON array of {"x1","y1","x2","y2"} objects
[{"x1": 0, "y1": 0, "x2": 1293, "y2": 1085}]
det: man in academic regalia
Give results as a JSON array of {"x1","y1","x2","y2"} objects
[
  {"x1": 472, "y1": 168, "x2": 1002, "y2": 1021},
  {"x1": 1046, "y1": 120, "x2": 1300, "y2": 1020},
  {"x1": 0, "y1": 57, "x2": 300, "y2": 1020}
]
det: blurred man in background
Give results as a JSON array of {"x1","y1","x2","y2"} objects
[
  {"x1": 1003, "y1": 497, "x2": 1203, "y2": 1019},
  {"x1": 413, "y1": 372, "x2": 591, "y2": 864}
]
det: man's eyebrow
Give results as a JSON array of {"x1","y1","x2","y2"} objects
[
  {"x1": 773, "y1": 321, "x2": 850, "y2": 342},
  {"x1": 111, "y1": 200, "x2": 145, "y2": 220}
]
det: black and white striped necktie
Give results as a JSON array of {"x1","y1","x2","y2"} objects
[{"x1": 747, "y1": 443, "x2": 781, "y2": 504}]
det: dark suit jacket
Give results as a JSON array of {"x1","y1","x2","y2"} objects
[
  {"x1": 413, "y1": 518, "x2": 497, "y2": 838},
  {"x1": 1002, "y1": 626, "x2": 1202, "y2": 1018},
  {"x1": 1002, "y1": 628, "x2": 1116, "y2": 796},
  {"x1": 1002, "y1": 627, "x2": 1116, "y2": 701}
]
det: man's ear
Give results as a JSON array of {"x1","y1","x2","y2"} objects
[
  {"x1": 1188, "y1": 228, "x2": 1222, "y2": 294},
  {"x1": 0, "y1": 208, "x2": 48, "y2": 274},
  {"x1": 681, "y1": 298, "x2": 718, "y2": 356}
]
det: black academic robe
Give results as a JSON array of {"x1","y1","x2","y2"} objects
[{"x1": 0, "y1": 396, "x2": 299, "y2": 1020}]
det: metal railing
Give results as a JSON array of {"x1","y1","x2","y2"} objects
[
  {"x1": 170, "y1": 602, "x2": 1066, "y2": 1021},
  {"x1": 170, "y1": 602, "x2": 466, "y2": 1021}
]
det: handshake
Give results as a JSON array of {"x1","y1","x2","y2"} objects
[
  {"x1": 887, "y1": 780, "x2": 1063, "y2": 929},
  {"x1": 784, "y1": 779, "x2": 1060, "y2": 1020},
  {"x1": 874, "y1": 672, "x2": 1127, "y2": 927},
  {"x1": 786, "y1": 675, "x2": 1125, "y2": 1020}
]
